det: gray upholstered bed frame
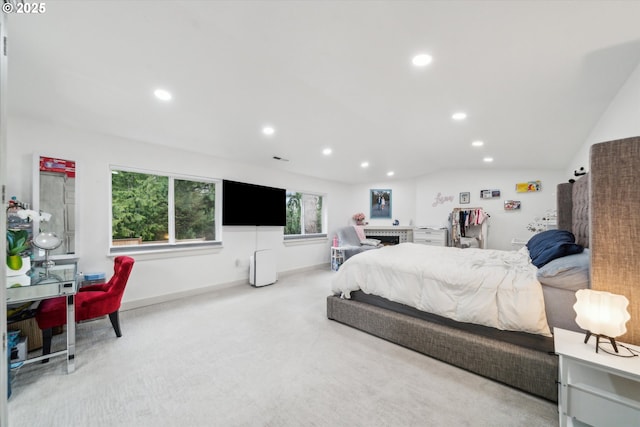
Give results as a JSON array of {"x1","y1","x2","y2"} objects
[
  {"x1": 326, "y1": 139, "x2": 623, "y2": 403},
  {"x1": 326, "y1": 295, "x2": 559, "y2": 400}
]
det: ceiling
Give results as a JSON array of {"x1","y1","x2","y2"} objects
[{"x1": 7, "y1": 0, "x2": 640, "y2": 184}]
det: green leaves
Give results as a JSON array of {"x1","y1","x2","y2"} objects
[
  {"x1": 112, "y1": 171, "x2": 216, "y2": 243},
  {"x1": 6, "y1": 229, "x2": 30, "y2": 255},
  {"x1": 112, "y1": 171, "x2": 169, "y2": 241}
]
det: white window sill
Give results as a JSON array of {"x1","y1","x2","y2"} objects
[{"x1": 109, "y1": 242, "x2": 223, "y2": 259}]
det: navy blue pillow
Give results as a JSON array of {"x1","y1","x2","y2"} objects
[{"x1": 526, "y1": 229, "x2": 584, "y2": 268}]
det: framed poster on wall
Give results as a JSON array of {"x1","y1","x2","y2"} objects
[
  {"x1": 516, "y1": 181, "x2": 541, "y2": 192},
  {"x1": 370, "y1": 189, "x2": 392, "y2": 219}
]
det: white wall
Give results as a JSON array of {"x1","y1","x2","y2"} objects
[
  {"x1": 345, "y1": 179, "x2": 417, "y2": 228},
  {"x1": 6, "y1": 113, "x2": 590, "y2": 306},
  {"x1": 344, "y1": 168, "x2": 565, "y2": 251},
  {"x1": 7, "y1": 117, "x2": 353, "y2": 307},
  {"x1": 414, "y1": 169, "x2": 565, "y2": 250},
  {"x1": 568, "y1": 60, "x2": 640, "y2": 174}
]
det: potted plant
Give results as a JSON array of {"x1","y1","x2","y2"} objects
[{"x1": 6, "y1": 229, "x2": 31, "y2": 274}]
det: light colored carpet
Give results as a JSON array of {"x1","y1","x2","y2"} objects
[{"x1": 8, "y1": 267, "x2": 558, "y2": 426}]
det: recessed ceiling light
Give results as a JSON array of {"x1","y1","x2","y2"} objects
[
  {"x1": 412, "y1": 54, "x2": 433, "y2": 67},
  {"x1": 483, "y1": 157, "x2": 494, "y2": 163},
  {"x1": 154, "y1": 89, "x2": 172, "y2": 101},
  {"x1": 387, "y1": 171, "x2": 395, "y2": 177},
  {"x1": 471, "y1": 140, "x2": 484, "y2": 147},
  {"x1": 262, "y1": 126, "x2": 275, "y2": 136},
  {"x1": 361, "y1": 161, "x2": 369, "y2": 168},
  {"x1": 322, "y1": 148, "x2": 332, "y2": 156},
  {"x1": 452, "y1": 112, "x2": 467, "y2": 121}
]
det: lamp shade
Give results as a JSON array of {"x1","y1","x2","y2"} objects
[{"x1": 574, "y1": 289, "x2": 631, "y2": 338}]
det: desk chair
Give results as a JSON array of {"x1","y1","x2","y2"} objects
[{"x1": 36, "y1": 256, "x2": 135, "y2": 358}]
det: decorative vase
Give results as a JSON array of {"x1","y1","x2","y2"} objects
[{"x1": 6, "y1": 256, "x2": 31, "y2": 277}]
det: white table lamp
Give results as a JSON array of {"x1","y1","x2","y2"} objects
[{"x1": 574, "y1": 289, "x2": 631, "y2": 353}]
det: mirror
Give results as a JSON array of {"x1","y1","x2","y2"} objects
[{"x1": 32, "y1": 155, "x2": 76, "y2": 258}]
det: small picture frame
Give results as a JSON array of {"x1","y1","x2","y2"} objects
[
  {"x1": 480, "y1": 189, "x2": 501, "y2": 199},
  {"x1": 459, "y1": 192, "x2": 470, "y2": 204},
  {"x1": 504, "y1": 200, "x2": 521, "y2": 210}
]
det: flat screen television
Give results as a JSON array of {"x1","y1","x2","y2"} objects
[{"x1": 222, "y1": 180, "x2": 286, "y2": 226}]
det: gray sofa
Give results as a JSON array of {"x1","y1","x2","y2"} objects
[{"x1": 336, "y1": 226, "x2": 381, "y2": 260}]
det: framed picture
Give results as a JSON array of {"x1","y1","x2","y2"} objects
[
  {"x1": 480, "y1": 189, "x2": 500, "y2": 199},
  {"x1": 516, "y1": 181, "x2": 541, "y2": 193},
  {"x1": 459, "y1": 192, "x2": 470, "y2": 204},
  {"x1": 504, "y1": 200, "x2": 521, "y2": 210},
  {"x1": 370, "y1": 189, "x2": 392, "y2": 219}
]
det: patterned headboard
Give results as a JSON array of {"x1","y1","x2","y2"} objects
[
  {"x1": 557, "y1": 137, "x2": 640, "y2": 345},
  {"x1": 571, "y1": 175, "x2": 589, "y2": 248},
  {"x1": 556, "y1": 137, "x2": 639, "y2": 346},
  {"x1": 589, "y1": 137, "x2": 640, "y2": 345},
  {"x1": 556, "y1": 174, "x2": 589, "y2": 248}
]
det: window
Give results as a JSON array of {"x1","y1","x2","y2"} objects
[
  {"x1": 110, "y1": 168, "x2": 220, "y2": 252},
  {"x1": 285, "y1": 191, "x2": 326, "y2": 238}
]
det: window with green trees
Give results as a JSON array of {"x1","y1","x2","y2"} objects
[
  {"x1": 285, "y1": 191, "x2": 325, "y2": 237},
  {"x1": 111, "y1": 168, "x2": 219, "y2": 250}
]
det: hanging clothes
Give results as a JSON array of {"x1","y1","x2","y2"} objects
[{"x1": 450, "y1": 207, "x2": 490, "y2": 248}]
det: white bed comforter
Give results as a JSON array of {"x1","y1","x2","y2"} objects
[{"x1": 331, "y1": 243, "x2": 551, "y2": 336}]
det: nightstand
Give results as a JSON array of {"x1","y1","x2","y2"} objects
[{"x1": 554, "y1": 327, "x2": 640, "y2": 426}]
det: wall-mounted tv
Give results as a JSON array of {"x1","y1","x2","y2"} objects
[{"x1": 222, "y1": 180, "x2": 286, "y2": 226}]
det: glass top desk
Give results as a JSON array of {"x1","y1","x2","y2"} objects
[{"x1": 6, "y1": 262, "x2": 77, "y2": 373}]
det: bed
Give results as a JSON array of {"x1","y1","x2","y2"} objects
[{"x1": 327, "y1": 172, "x2": 591, "y2": 402}]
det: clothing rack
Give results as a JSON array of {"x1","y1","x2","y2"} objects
[{"x1": 450, "y1": 207, "x2": 490, "y2": 249}]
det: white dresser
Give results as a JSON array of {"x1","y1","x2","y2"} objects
[
  {"x1": 413, "y1": 227, "x2": 448, "y2": 247},
  {"x1": 555, "y1": 328, "x2": 640, "y2": 427}
]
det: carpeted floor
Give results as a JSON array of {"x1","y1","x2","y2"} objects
[{"x1": 8, "y1": 267, "x2": 558, "y2": 426}]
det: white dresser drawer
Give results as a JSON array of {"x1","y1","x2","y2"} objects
[
  {"x1": 555, "y1": 328, "x2": 640, "y2": 427},
  {"x1": 413, "y1": 228, "x2": 447, "y2": 246}
]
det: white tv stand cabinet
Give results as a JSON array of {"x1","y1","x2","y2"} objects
[{"x1": 554, "y1": 328, "x2": 640, "y2": 426}]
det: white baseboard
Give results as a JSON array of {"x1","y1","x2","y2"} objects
[
  {"x1": 120, "y1": 279, "x2": 247, "y2": 312},
  {"x1": 120, "y1": 263, "x2": 327, "y2": 312}
]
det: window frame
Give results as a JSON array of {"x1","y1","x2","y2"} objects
[
  {"x1": 283, "y1": 190, "x2": 327, "y2": 241},
  {"x1": 109, "y1": 166, "x2": 222, "y2": 254}
]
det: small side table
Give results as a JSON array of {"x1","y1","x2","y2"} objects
[
  {"x1": 330, "y1": 246, "x2": 347, "y2": 271},
  {"x1": 555, "y1": 327, "x2": 640, "y2": 426}
]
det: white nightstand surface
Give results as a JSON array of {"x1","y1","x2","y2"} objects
[{"x1": 554, "y1": 328, "x2": 640, "y2": 377}]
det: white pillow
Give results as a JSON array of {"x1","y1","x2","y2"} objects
[
  {"x1": 360, "y1": 238, "x2": 381, "y2": 247},
  {"x1": 536, "y1": 249, "x2": 590, "y2": 291}
]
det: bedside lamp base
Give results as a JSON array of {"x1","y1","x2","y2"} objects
[{"x1": 584, "y1": 331, "x2": 619, "y2": 353}]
